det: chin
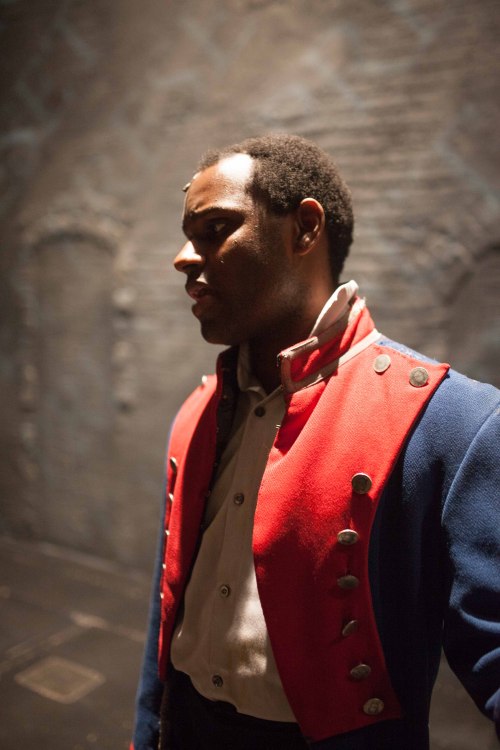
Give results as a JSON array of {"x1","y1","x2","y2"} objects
[{"x1": 200, "y1": 321, "x2": 243, "y2": 347}]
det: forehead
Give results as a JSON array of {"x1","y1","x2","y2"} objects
[{"x1": 183, "y1": 153, "x2": 255, "y2": 218}]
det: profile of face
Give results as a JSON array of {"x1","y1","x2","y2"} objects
[{"x1": 174, "y1": 153, "x2": 310, "y2": 348}]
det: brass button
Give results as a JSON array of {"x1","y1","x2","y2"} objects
[
  {"x1": 342, "y1": 619, "x2": 359, "y2": 637},
  {"x1": 409, "y1": 367, "x2": 429, "y2": 387},
  {"x1": 351, "y1": 473, "x2": 372, "y2": 494},
  {"x1": 337, "y1": 529, "x2": 359, "y2": 546},
  {"x1": 254, "y1": 406, "x2": 266, "y2": 417},
  {"x1": 363, "y1": 697, "x2": 384, "y2": 716},
  {"x1": 350, "y1": 663, "x2": 372, "y2": 680},
  {"x1": 233, "y1": 493, "x2": 245, "y2": 505},
  {"x1": 212, "y1": 674, "x2": 223, "y2": 688},
  {"x1": 219, "y1": 584, "x2": 231, "y2": 598},
  {"x1": 169, "y1": 456, "x2": 178, "y2": 473},
  {"x1": 337, "y1": 574, "x2": 359, "y2": 590},
  {"x1": 373, "y1": 354, "x2": 391, "y2": 373}
]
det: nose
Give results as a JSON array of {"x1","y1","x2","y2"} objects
[{"x1": 173, "y1": 241, "x2": 204, "y2": 275}]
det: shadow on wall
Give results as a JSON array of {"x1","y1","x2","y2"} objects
[{"x1": 15, "y1": 228, "x2": 134, "y2": 561}]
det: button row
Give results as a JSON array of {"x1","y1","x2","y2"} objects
[
  {"x1": 339, "y1": 609, "x2": 384, "y2": 717},
  {"x1": 372, "y1": 353, "x2": 430, "y2": 390}
]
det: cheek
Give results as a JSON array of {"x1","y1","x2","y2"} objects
[{"x1": 218, "y1": 240, "x2": 265, "y2": 283}]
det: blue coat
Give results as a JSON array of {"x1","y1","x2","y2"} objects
[{"x1": 132, "y1": 337, "x2": 500, "y2": 749}]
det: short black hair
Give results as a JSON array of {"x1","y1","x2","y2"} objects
[{"x1": 198, "y1": 134, "x2": 353, "y2": 281}]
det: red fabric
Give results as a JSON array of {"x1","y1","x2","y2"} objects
[
  {"x1": 158, "y1": 306, "x2": 450, "y2": 739},
  {"x1": 254, "y1": 339, "x2": 448, "y2": 739},
  {"x1": 288, "y1": 299, "x2": 374, "y2": 383},
  {"x1": 158, "y1": 372, "x2": 219, "y2": 673}
]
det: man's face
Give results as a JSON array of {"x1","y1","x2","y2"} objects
[{"x1": 174, "y1": 154, "x2": 304, "y2": 347}]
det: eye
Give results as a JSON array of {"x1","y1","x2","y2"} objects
[{"x1": 210, "y1": 220, "x2": 227, "y2": 234}]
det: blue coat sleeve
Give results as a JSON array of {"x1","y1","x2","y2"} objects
[
  {"x1": 441, "y1": 403, "x2": 500, "y2": 735},
  {"x1": 131, "y1": 494, "x2": 166, "y2": 750}
]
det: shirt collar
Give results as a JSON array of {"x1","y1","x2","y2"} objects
[{"x1": 237, "y1": 280, "x2": 359, "y2": 394}]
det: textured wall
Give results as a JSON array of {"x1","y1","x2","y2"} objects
[
  {"x1": 1, "y1": 0, "x2": 499, "y2": 562},
  {"x1": 1, "y1": 2, "x2": 499, "y2": 746}
]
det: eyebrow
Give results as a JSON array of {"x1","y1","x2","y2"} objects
[{"x1": 182, "y1": 205, "x2": 241, "y2": 232}]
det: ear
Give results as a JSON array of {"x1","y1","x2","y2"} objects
[{"x1": 294, "y1": 198, "x2": 326, "y2": 254}]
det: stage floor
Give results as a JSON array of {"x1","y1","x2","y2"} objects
[{"x1": 0, "y1": 535, "x2": 496, "y2": 750}]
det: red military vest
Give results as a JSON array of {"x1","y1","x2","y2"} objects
[{"x1": 158, "y1": 301, "x2": 449, "y2": 741}]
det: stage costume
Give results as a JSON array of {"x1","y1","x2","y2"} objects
[{"x1": 132, "y1": 297, "x2": 499, "y2": 749}]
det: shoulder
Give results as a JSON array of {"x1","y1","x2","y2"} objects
[
  {"x1": 379, "y1": 337, "x2": 499, "y2": 432},
  {"x1": 379, "y1": 337, "x2": 499, "y2": 482},
  {"x1": 377, "y1": 338, "x2": 499, "y2": 505}
]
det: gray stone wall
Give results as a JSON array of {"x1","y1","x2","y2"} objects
[{"x1": 1, "y1": 0, "x2": 499, "y2": 568}]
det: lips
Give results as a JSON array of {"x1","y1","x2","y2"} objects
[
  {"x1": 186, "y1": 280, "x2": 214, "y2": 301},
  {"x1": 185, "y1": 280, "x2": 217, "y2": 319}
]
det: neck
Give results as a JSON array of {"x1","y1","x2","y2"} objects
[
  {"x1": 248, "y1": 343, "x2": 282, "y2": 395},
  {"x1": 247, "y1": 278, "x2": 338, "y2": 393},
  {"x1": 247, "y1": 316, "x2": 318, "y2": 394}
]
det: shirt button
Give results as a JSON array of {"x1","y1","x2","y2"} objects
[
  {"x1": 337, "y1": 574, "x2": 359, "y2": 590},
  {"x1": 233, "y1": 493, "x2": 245, "y2": 505},
  {"x1": 212, "y1": 674, "x2": 223, "y2": 688},
  {"x1": 164, "y1": 528, "x2": 170, "y2": 537},
  {"x1": 254, "y1": 405, "x2": 266, "y2": 417},
  {"x1": 341, "y1": 619, "x2": 359, "y2": 637},
  {"x1": 169, "y1": 456, "x2": 178, "y2": 473},
  {"x1": 219, "y1": 584, "x2": 231, "y2": 598},
  {"x1": 363, "y1": 697, "x2": 384, "y2": 716},
  {"x1": 350, "y1": 663, "x2": 372, "y2": 680},
  {"x1": 168, "y1": 492, "x2": 174, "y2": 503}
]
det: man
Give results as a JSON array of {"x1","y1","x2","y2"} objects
[{"x1": 132, "y1": 135, "x2": 499, "y2": 749}]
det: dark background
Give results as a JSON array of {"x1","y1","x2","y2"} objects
[{"x1": 0, "y1": 1, "x2": 499, "y2": 748}]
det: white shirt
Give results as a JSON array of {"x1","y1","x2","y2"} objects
[{"x1": 170, "y1": 281, "x2": 359, "y2": 720}]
